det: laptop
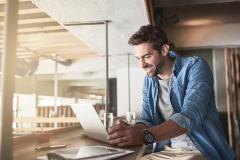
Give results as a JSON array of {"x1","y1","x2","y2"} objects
[{"x1": 71, "y1": 103, "x2": 108, "y2": 143}]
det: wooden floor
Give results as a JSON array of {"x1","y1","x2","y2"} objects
[{"x1": 13, "y1": 126, "x2": 142, "y2": 160}]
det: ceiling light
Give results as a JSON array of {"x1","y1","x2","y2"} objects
[{"x1": 181, "y1": 19, "x2": 220, "y2": 26}]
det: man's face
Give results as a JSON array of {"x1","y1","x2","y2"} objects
[{"x1": 133, "y1": 43, "x2": 164, "y2": 77}]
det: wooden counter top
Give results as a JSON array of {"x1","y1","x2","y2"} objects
[{"x1": 13, "y1": 127, "x2": 143, "y2": 160}]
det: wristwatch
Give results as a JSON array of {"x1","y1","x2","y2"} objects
[{"x1": 143, "y1": 129, "x2": 155, "y2": 145}]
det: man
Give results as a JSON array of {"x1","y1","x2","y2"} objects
[{"x1": 107, "y1": 24, "x2": 235, "y2": 160}]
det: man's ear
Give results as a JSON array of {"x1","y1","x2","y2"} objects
[{"x1": 161, "y1": 44, "x2": 170, "y2": 56}]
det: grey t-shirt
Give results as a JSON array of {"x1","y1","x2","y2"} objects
[{"x1": 158, "y1": 78, "x2": 197, "y2": 150}]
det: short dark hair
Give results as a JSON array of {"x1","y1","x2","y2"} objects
[{"x1": 128, "y1": 24, "x2": 169, "y2": 53}]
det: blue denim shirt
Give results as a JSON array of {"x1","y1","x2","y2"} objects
[{"x1": 138, "y1": 54, "x2": 235, "y2": 160}]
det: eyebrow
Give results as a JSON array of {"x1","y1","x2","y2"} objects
[{"x1": 135, "y1": 53, "x2": 152, "y2": 59}]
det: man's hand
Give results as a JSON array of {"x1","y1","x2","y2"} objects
[{"x1": 107, "y1": 120, "x2": 145, "y2": 147}]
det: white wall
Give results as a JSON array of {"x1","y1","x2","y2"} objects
[
  {"x1": 117, "y1": 67, "x2": 145, "y2": 116},
  {"x1": 16, "y1": 94, "x2": 37, "y2": 117},
  {"x1": 212, "y1": 49, "x2": 227, "y2": 111},
  {"x1": 166, "y1": 23, "x2": 240, "y2": 48}
]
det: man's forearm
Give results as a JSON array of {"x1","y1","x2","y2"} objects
[{"x1": 148, "y1": 120, "x2": 187, "y2": 142}]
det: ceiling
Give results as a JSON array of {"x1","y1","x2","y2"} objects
[
  {"x1": 31, "y1": 0, "x2": 148, "y2": 56},
  {"x1": 0, "y1": 0, "x2": 98, "y2": 62},
  {"x1": 153, "y1": 0, "x2": 240, "y2": 27}
]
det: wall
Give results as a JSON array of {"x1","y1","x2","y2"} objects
[
  {"x1": 212, "y1": 49, "x2": 227, "y2": 111},
  {"x1": 116, "y1": 67, "x2": 145, "y2": 116},
  {"x1": 3, "y1": 76, "x2": 60, "y2": 97},
  {"x1": 177, "y1": 49, "x2": 213, "y2": 68},
  {"x1": 14, "y1": 77, "x2": 54, "y2": 96},
  {"x1": 165, "y1": 23, "x2": 240, "y2": 48}
]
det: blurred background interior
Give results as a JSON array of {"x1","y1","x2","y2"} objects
[{"x1": 0, "y1": 0, "x2": 239, "y2": 159}]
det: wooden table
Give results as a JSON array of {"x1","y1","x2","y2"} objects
[{"x1": 13, "y1": 127, "x2": 143, "y2": 160}]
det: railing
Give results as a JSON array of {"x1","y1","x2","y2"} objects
[
  {"x1": 13, "y1": 117, "x2": 79, "y2": 132},
  {"x1": 13, "y1": 104, "x2": 105, "y2": 133},
  {"x1": 36, "y1": 106, "x2": 76, "y2": 128}
]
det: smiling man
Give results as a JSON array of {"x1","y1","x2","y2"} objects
[{"x1": 107, "y1": 24, "x2": 235, "y2": 160}]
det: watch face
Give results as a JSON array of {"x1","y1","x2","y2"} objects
[
  {"x1": 144, "y1": 130, "x2": 154, "y2": 144},
  {"x1": 146, "y1": 133, "x2": 154, "y2": 142}
]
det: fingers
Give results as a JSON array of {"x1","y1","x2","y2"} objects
[
  {"x1": 108, "y1": 119, "x2": 129, "y2": 134},
  {"x1": 108, "y1": 136, "x2": 124, "y2": 145},
  {"x1": 107, "y1": 124, "x2": 128, "y2": 145},
  {"x1": 108, "y1": 135, "x2": 130, "y2": 146},
  {"x1": 107, "y1": 120, "x2": 137, "y2": 146},
  {"x1": 108, "y1": 125, "x2": 121, "y2": 134},
  {"x1": 107, "y1": 130, "x2": 124, "y2": 141}
]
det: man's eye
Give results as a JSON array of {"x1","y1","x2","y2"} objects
[{"x1": 143, "y1": 55, "x2": 151, "y2": 59}]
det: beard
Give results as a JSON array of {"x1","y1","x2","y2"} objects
[{"x1": 145, "y1": 62, "x2": 163, "y2": 77}]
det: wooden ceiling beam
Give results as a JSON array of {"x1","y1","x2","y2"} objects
[
  {"x1": 17, "y1": 55, "x2": 95, "y2": 61},
  {"x1": 0, "y1": 31, "x2": 71, "y2": 39},
  {"x1": 0, "y1": 33, "x2": 75, "y2": 43},
  {"x1": 17, "y1": 52, "x2": 97, "y2": 59},
  {"x1": 0, "y1": 21, "x2": 60, "y2": 31},
  {"x1": 0, "y1": 1, "x2": 36, "y2": 12},
  {"x1": 37, "y1": 47, "x2": 93, "y2": 53},
  {"x1": 17, "y1": 38, "x2": 83, "y2": 45},
  {"x1": 0, "y1": 0, "x2": 31, "y2": 4},
  {"x1": 0, "y1": 28, "x2": 67, "y2": 36},
  {"x1": 18, "y1": 26, "x2": 64, "y2": 33},
  {"x1": 145, "y1": 0, "x2": 155, "y2": 25},
  {"x1": 0, "y1": 12, "x2": 49, "y2": 20},
  {"x1": 17, "y1": 42, "x2": 86, "y2": 48},
  {"x1": 0, "y1": 8, "x2": 43, "y2": 16},
  {"x1": 18, "y1": 8, "x2": 42, "y2": 15},
  {"x1": 0, "y1": 17, "x2": 54, "y2": 25},
  {"x1": 19, "y1": 29, "x2": 67, "y2": 35},
  {"x1": 17, "y1": 22, "x2": 59, "y2": 29}
]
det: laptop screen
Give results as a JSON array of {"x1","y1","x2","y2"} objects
[{"x1": 71, "y1": 103, "x2": 108, "y2": 142}]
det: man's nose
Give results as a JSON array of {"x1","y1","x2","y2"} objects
[{"x1": 138, "y1": 58, "x2": 146, "y2": 68}]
